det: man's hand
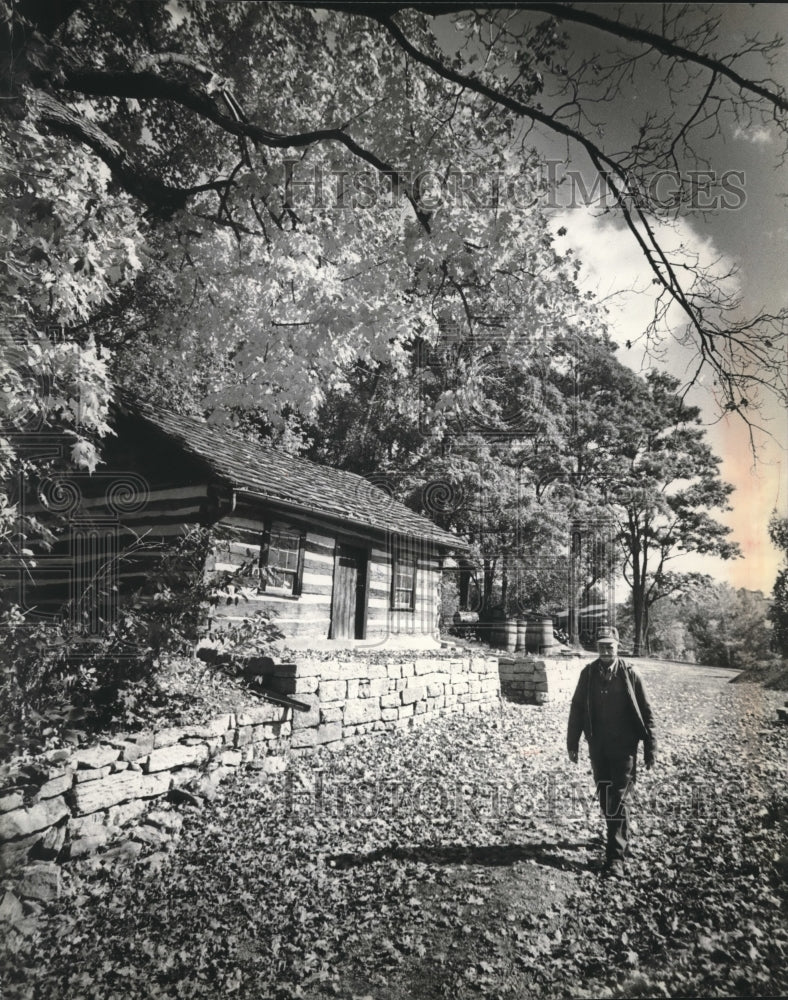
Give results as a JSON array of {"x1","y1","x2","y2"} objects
[
  {"x1": 568, "y1": 749, "x2": 578, "y2": 764},
  {"x1": 645, "y1": 754, "x2": 655, "y2": 771}
]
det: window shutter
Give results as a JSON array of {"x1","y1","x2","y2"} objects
[
  {"x1": 259, "y1": 520, "x2": 271, "y2": 592},
  {"x1": 389, "y1": 536, "x2": 397, "y2": 610},
  {"x1": 410, "y1": 539, "x2": 418, "y2": 612},
  {"x1": 292, "y1": 529, "x2": 307, "y2": 596}
]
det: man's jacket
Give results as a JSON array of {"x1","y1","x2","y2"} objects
[{"x1": 567, "y1": 658, "x2": 656, "y2": 765}]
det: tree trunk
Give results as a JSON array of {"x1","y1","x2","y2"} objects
[{"x1": 481, "y1": 559, "x2": 495, "y2": 615}]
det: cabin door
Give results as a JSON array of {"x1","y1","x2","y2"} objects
[{"x1": 330, "y1": 543, "x2": 367, "y2": 639}]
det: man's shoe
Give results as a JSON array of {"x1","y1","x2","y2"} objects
[{"x1": 602, "y1": 859, "x2": 626, "y2": 878}]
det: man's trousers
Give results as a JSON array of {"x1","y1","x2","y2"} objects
[{"x1": 589, "y1": 749, "x2": 636, "y2": 862}]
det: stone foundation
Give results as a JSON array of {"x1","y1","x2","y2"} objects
[
  {"x1": 0, "y1": 649, "x2": 500, "y2": 874},
  {"x1": 498, "y1": 653, "x2": 589, "y2": 704}
]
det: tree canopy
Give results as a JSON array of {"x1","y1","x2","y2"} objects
[{"x1": 2, "y1": 1, "x2": 786, "y2": 442}]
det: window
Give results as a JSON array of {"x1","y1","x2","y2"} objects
[
  {"x1": 260, "y1": 523, "x2": 305, "y2": 596},
  {"x1": 391, "y1": 541, "x2": 417, "y2": 611}
]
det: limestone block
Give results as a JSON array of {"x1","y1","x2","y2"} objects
[
  {"x1": 381, "y1": 708, "x2": 398, "y2": 722},
  {"x1": 0, "y1": 890, "x2": 23, "y2": 923},
  {"x1": 71, "y1": 771, "x2": 169, "y2": 816},
  {"x1": 35, "y1": 771, "x2": 74, "y2": 800},
  {"x1": 293, "y1": 658, "x2": 324, "y2": 678},
  {"x1": 398, "y1": 703, "x2": 415, "y2": 718},
  {"x1": 343, "y1": 699, "x2": 380, "y2": 726},
  {"x1": 185, "y1": 717, "x2": 233, "y2": 737},
  {"x1": 387, "y1": 663, "x2": 402, "y2": 679},
  {"x1": 68, "y1": 812, "x2": 105, "y2": 837},
  {"x1": 235, "y1": 726, "x2": 254, "y2": 748},
  {"x1": 400, "y1": 685, "x2": 426, "y2": 706},
  {"x1": 75, "y1": 766, "x2": 112, "y2": 784},
  {"x1": 291, "y1": 693, "x2": 320, "y2": 731},
  {"x1": 414, "y1": 658, "x2": 437, "y2": 675},
  {"x1": 107, "y1": 800, "x2": 148, "y2": 828},
  {"x1": 346, "y1": 678, "x2": 360, "y2": 699},
  {"x1": 220, "y1": 750, "x2": 243, "y2": 768},
  {"x1": 19, "y1": 863, "x2": 61, "y2": 902},
  {"x1": 365, "y1": 663, "x2": 388, "y2": 681},
  {"x1": 320, "y1": 705, "x2": 344, "y2": 726},
  {"x1": 426, "y1": 683, "x2": 444, "y2": 698},
  {"x1": 238, "y1": 704, "x2": 285, "y2": 726},
  {"x1": 0, "y1": 793, "x2": 24, "y2": 814},
  {"x1": 0, "y1": 796, "x2": 70, "y2": 842},
  {"x1": 316, "y1": 723, "x2": 342, "y2": 746},
  {"x1": 144, "y1": 744, "x2": 209, "y2": 774},
  {"x1": 119, "y1": 735, "x2": 155, "y2": 762},
  {"x1": 401, "y1": 661, "x2": 415, "y2": 678},
  {"x1": 380, "y1": 693, "x2": 400, "y2": 709},
  {"x1": 153, "y1": 727, "x2": 187, "y2": 750},
  {"x1": 414, "y1": 701, "x2": 428, "y2": 715},
  {"x1": 319, "y1": 679, "x2": 346, "y2": 702},
  {"x1": 291, "y1": 728, "x2": 320, "y2": 749},
  {"x1": 73, "y1": 744, "x2": 120, "y2": 769}
]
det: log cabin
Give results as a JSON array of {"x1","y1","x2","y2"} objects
[{"x1": 21, "y1": 400, "x2": 469, "y2": 648}]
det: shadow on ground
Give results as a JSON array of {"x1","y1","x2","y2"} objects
[{"x1": 326, "y1": 839, "x2": 590, "y2": 873}]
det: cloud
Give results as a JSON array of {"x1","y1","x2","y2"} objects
[
  {"x1": 551, "y1": 207, "x2": 739, "y2": 372},
  {"x1": 732, "y1": 124, "x2": 773, "y2": 145}
]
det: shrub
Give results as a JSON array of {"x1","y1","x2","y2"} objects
[{"x1": 0, "y1": 527, "x2": 283, "y2": 758}]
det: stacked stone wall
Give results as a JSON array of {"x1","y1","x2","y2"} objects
[
  {"x1": 498, "y1": 654, "x2": 589, "y2": 704},
  {"x1": 0, "y1": 650, "x2": 500, "y2": 876}
]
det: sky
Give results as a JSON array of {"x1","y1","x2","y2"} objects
[{"x1": 495, "y1": 3, "x2": 788, "y2": 594}]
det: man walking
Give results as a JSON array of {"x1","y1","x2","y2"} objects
[{"x1": 567, "y1": 626, "x2": 656, "y2": 876}]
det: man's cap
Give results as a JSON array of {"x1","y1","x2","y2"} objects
[{"x1": 597, "y1": 626, "x2": 619, "y2": 643}]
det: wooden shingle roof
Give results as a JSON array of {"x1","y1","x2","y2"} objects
[{"x1": 124, "y1": 401, "x2": 468, "y2": 551}]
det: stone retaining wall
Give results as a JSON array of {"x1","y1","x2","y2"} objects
[
  {"x1": 498, "y1": 654, "x2": 589, "y2": 704},
  {"x1": 0, "y1": 650, "x2": 500, "y2": 874}
]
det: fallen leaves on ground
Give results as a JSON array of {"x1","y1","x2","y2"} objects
[{"x1": 1, "y1": 661, "x2": 786, "y2": 999}]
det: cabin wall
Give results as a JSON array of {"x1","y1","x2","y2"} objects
[
  {"x1": 207, "y1": 511, "x2": 335, "y2": 639},
  {"x1": 15, "y1": 479, "x2": 214, "y2": 622},
  {"x1": 208, "y1": 505, "x2": 442, "y2": 643}
]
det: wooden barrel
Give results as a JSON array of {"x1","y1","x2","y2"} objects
[
  {"x1": 515, "y1": 618, "x2": 527, "y2": 652},
  {"x1": 525, "y1": 619, "x2": 541, "y2": 653},
  {"x1": 536, "y1": 617, "x2": 557, "y2": 653},
  {"x1": 502, "y1": 618, "x2": 518, "y2": 652},
  {"x1": 527, "y1": 617, "x2": 556, "y2": 653}
]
